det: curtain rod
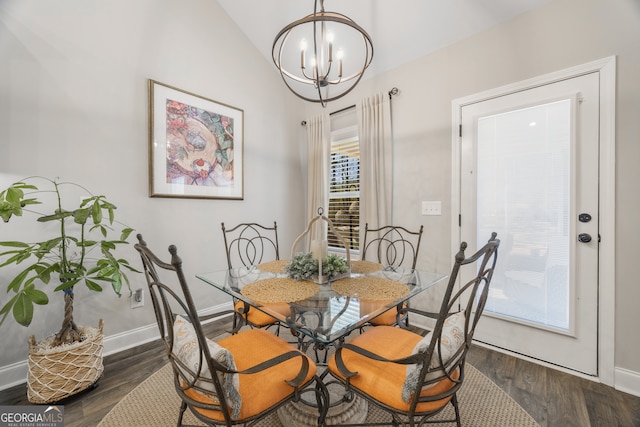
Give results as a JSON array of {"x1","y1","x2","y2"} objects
[
  {"x1": 300, "y1": 87, "x2": 399, "y2": 126},
  {"x1": 330, "y1": 104, "x2": 355, "y2": 116}
]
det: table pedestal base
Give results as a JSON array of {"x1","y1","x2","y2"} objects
[{"x1": 277, "y1": 386, "x2": 368, "y2": 426}]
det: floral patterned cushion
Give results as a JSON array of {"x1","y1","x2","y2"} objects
[
  {"x1": 402, "y1": 311, "x2": 466, "y2": 403},
  {"x1": 173, "y1": 315, "x2": 242, "y2": 419}
]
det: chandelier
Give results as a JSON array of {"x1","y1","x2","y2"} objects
[{"x1": 272, "y1": 0, "x2": 374, "y2": 107}]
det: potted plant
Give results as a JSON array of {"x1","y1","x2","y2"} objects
[{"x1": 0, "y1": 176, "x2": 139, "y2": 403}]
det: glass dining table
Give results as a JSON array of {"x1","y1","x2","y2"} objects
[
  {"x1": 197, "y1": 261, "x2": 448, "y2": 426},
  {"x1": 196, "y1": 260, "x2": 448, "y2": 353}
]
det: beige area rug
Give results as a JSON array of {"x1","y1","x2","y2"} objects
[{"x1": 98, "y1": 356, "x2": 539, "y2": 427}]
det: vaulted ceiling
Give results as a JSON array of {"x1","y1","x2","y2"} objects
[{"x1": 217, "y1": 0, "x2": 555, "y2": 79}]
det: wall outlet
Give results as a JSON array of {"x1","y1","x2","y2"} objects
[
  {"x1": 421, "y1": 201, "x2": 442, "y2": 216},
  {"x1": 131, "y1": 288, "x2": 144, "y2": 309}
]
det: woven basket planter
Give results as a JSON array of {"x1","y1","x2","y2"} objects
[{"x1": 27, "y1": 319, "x2": 104, "y2": 404}]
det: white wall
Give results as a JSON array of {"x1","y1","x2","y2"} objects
[
  {"x1": 304, "y1": 0, "x2": 640, "y2": 392},
  {"x1": 0, "y1": 0, "x2": 307, "y2": 388}
]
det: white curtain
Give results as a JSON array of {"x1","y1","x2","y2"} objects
[
  {"x1": 358, "y1": 93, "x2": 393, "y2": 236},
  {"x1": 305, "y1": 114, "x2": 330, "y2": 243}
]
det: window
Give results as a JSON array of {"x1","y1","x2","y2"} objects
[{"x1": 328, "y1": 125, "x2": 360, "y2": 253}]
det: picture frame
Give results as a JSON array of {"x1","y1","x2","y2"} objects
[{"x1": 148, "y1": 79, "x2": 244, "y2": 199}]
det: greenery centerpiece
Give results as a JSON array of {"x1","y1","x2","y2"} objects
[
  {"x1": 0, "y1": 176, "x2": 139, "y2": 403},
  {"x1": 285, "y1": 252, "x2": 349, "y2": 282},
  {"x1": 288, "y1": 208, "x2": 352, "y2": 284}
]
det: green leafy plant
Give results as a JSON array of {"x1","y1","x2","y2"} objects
[
  {"x1": 285, "y1": 252, "x2": 319, "y2": 280},
  {"x1": 322, "y1": 253, "x2": 349, "y2": 277},
  {"x1": 0, "y1": 176, "x2": 139, "y2": 346},
  {"x1": 285, "y1": 252, "x2": 348, "y2": 280}
]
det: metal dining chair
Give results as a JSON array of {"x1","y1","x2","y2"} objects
[
  {"x1": 360, "y1": 223, "x2": 424, "y2": 327},
  {"x1": 134, "y1": 234, "x2": 327, "y2": 427},
  {"x1": 221, "y1": 221, "x2": 285, "y2": 334},
  {"x1": 325, "y1": 232, "x2": 500, "y2": 427}
]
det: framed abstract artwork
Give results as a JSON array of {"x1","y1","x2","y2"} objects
[{"x1": 148, "y1": 80, "x2": 244, "y2": 199}]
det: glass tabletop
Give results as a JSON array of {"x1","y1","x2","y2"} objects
[{"x1": 196, "y1": 265, "x2": 447, "y2": 345}]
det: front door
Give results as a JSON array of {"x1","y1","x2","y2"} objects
[{"x1": 458, "y1": 72, "x2": 599, "y2": 375}]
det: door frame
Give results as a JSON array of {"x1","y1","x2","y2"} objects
[{"x1": 451, "y1": 56, "x2": 616, "y2": 385}]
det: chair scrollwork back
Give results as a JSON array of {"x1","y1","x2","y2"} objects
[
  {"x1": 361, "y1": 223, "x2": 424, "y2": 270},
  {"x1": 221, "y1": 221, "x2": 280, "y2": 269}
]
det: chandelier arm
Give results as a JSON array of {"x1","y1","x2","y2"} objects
[
  {"x1": 273, "y1": 29, "x2": 318, "y2": 85},
  {"x1": 301, "y1": 66, "x2": 315, "y2": 82},
  {"x1": 279, "y1": 65, "x2": 367, "y2": 104}
]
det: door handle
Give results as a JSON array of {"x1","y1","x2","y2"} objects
[
  {"x1": 578, "y1": 233, "x2": 592, "y2": 243},
  {"x1": 578, "y1": 213, "x2": 592, "y2": 223}
]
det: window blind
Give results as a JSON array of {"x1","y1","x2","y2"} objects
[{"x1": 329, "y1": 129, "x2": 360, "y2": 252}]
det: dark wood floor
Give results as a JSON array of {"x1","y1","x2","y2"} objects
[{"x1": 2, "y1": 317, "x2": 639, "y2": 427}]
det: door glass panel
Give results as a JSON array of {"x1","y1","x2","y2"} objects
[{"x1": 477, "y1": 99, "x2": 571, "y2": 331}]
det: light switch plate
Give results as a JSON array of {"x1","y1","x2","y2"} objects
[{"x1": 421, "y1": 201, "x2": 442, "y2": 216}]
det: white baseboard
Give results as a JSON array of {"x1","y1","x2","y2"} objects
[
  {"x1": 0, "y1": 360, "x2": 31, "y2": 392},
  {"x1": 614, "y1": 367, "x2": 640, "y2": 397},
  {"x1": 0, "y1": 303, "x2": 233, "y2": 392}
]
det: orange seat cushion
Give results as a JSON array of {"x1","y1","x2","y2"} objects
[
  {"x1": 368, "y1": 303, "x2": 407, "y2": 326},
  {"x1": 184, "y1": 329, "x2": 316, "y2": 422},
  {"x1": 234, "y1": 301, "x2": 289, "y2": 326},
  {"x1": 369, "y1": 308, "x2": 396, "y2": 325},
  {"x1": 359, "y1": 299, "x2": 405, "y2": 326},
  {"x1": 328, "y1": 326, "x2": 458, "y2": 413}
]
